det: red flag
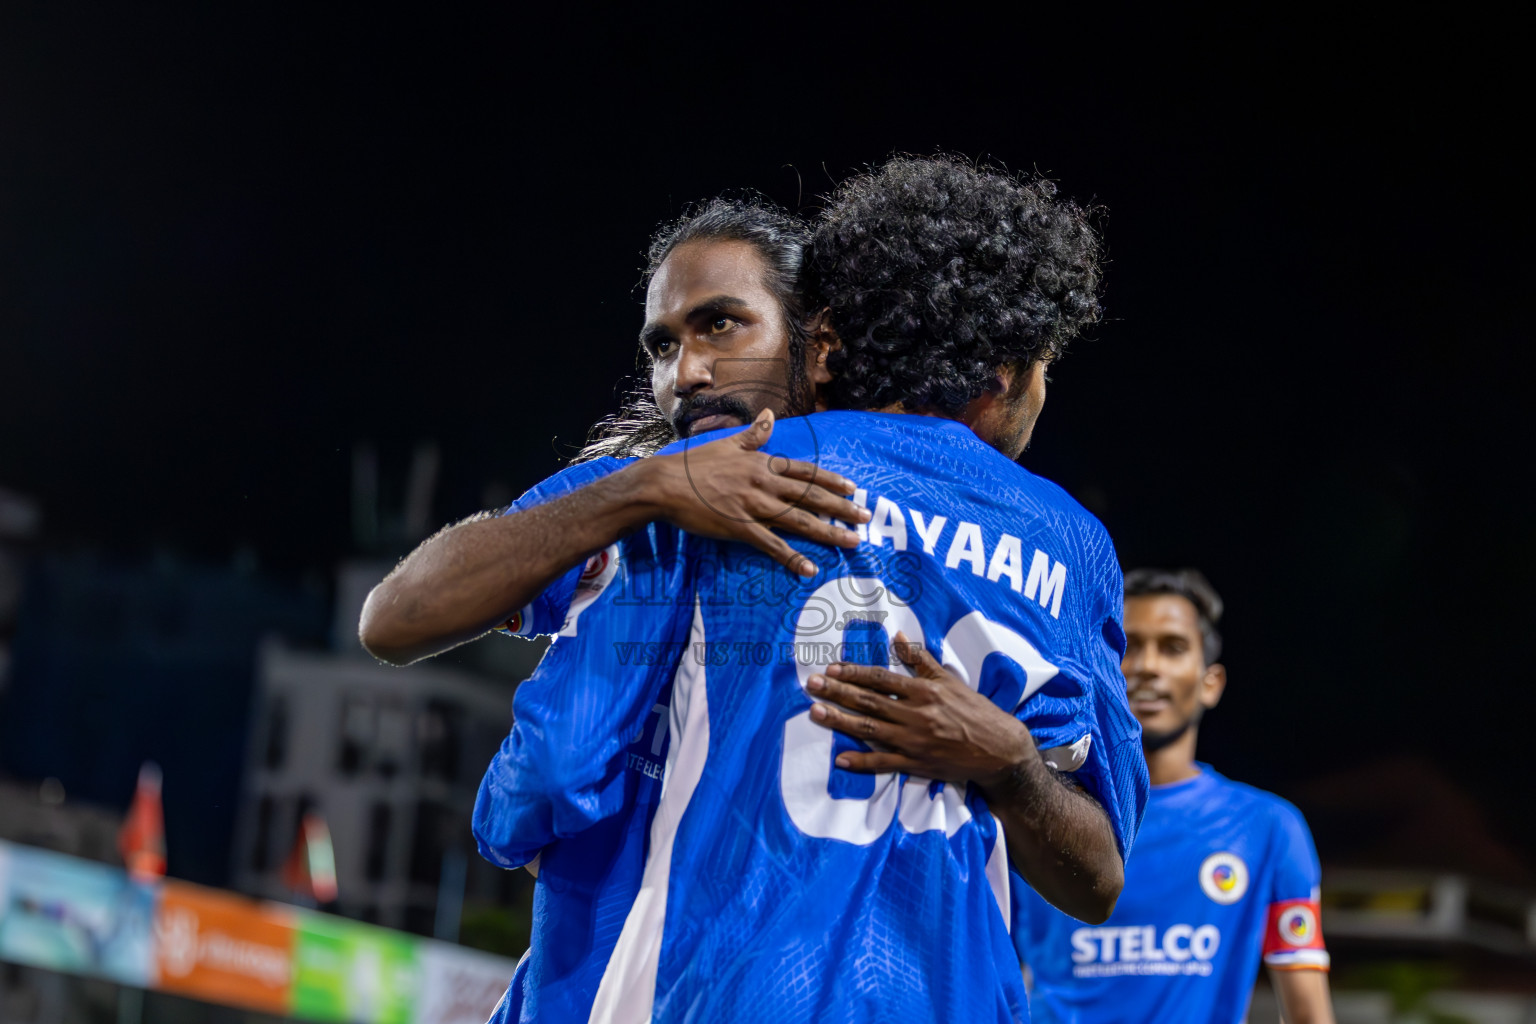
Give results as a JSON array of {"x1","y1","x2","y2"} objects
[
  {"x1": 118, "y1": 761, "x2": 166, "y2": 881},
  {"x1": 281, "y1": 811, "x2": 338, "y2": 904}
]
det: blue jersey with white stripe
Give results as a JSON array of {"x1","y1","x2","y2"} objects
[
  {"x1": 480, "y1": 411, "x2": 1147, "y2": 1024},
  {"x1": 1019, "y1": 765, "x2": 1328, "y2": 1024},
  {"x1": 473, "y1": 455, "x2": 678, "y2": 1024}
]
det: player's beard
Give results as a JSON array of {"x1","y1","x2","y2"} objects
[
  {"x1": 671, "y1": 392, "x2": 758, "y2": 438},
  {"x1": 995, "y1": 361, "x2": 1041, "y2": 457},
  {"x1": 670, "y1": 336, "x2": 815, "y2": 438},
  {"x1": 1140, "y1": 704, "x2": 1204, "y2": 753}
]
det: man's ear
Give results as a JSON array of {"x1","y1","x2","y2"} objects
[
  {"x1": 807, "y1": 309, "x2": 840, "y2": 386},
  {"x1": 1199, "y1": 663, "x2": 1227, "y2": 711},
  {"x1": 989, "y1": 361, "x2": 1031, "y2": 397}
]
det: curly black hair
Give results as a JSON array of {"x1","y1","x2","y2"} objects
[
  {"x1": 573, "y1": 197, "x2": 813, "y2": 463},
  {"x1": 806, "y1": 155, "x2": 1103, "y2": 415}
]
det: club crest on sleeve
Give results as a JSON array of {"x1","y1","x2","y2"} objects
[
  {"x1": 1198, "y1": 852, "x2": 1249, "y2": 904},
  {"x1": 560, "y1": 543, "x2": 623, "y2": 637},
  {"x1": 1263, "y1": 898, "x2": 1326, "y2": 958},
  {"x1": 580, "y1": 548, "x2": 612, "y2": 583},
  {"x1": 503, "y1": 609, "x2": 523, "y2": 634},
  {"x1": 1278, "y1": 905, "x2": 1318, "y2": 946}
]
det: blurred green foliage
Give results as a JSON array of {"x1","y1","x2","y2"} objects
[
  {"x1": 458, "y1": 902, "x2": 533, "y2": 960},
  {"x1": 1336, "y1": 961, "x2": 1472, "y2": 1024}
]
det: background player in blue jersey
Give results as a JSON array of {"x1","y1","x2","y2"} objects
[
  {"x1": 475, "y1": 157, "x2": 1148, "y2": 1023},
  {"x1": 1018, "y1": 569, "x2": 1335, "y2": 1024}
]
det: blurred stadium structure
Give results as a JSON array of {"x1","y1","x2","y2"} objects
[
  {"x1": 1245, "y1": 869, "x2": 1536, "y2": 1022},
  {"x1": 230, "y1": 579, "x2": 546, "y2": 937},
  {"x1": 1, "y1": 465, "x2": 1534, "y2": 1023},
  {"x1": 0, "y1": 465, "x2": 546, "y2": 1022}
]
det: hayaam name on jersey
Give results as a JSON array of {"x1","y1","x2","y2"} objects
[
  {"x1": 587, "y1": 488, "x2": 1071, "y2": 619},
  {"x1": 841, "y1": 489, "x2": 1070, "y2": 619},
  {"x1": 476, "y1": 411, "x2": 1150, "y2": 1024},
  {"x1": 585, "y1": 485, "x2": 1073, "y2": 671}
]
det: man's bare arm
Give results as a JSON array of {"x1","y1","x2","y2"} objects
[
  {"x1": 360, "y1": 469, "x2": 653, "y2": 665},
  {"x1": 980, "y1": 743, "x2": 1123, "y2": 923},
  {"x1": 806, "y1": 635, "x2": 1124, "y2": 923},
  {"x1": 360, "y1": 409, "x2": 870, "y2": 665},
  {"x1": 1270, "y1": 968, "x2": 1335, "y2": 1024}
]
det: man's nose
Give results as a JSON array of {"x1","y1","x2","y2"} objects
[
  {"x1": 1122, "y1": 650, "x2": 1154, "y2": 682},
  {"x1": 674, "y1": 339, "x2": 714, "y2": 396}
]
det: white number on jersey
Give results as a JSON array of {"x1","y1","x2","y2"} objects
[{"x1": 779, "y1": 577, "x2": 1059, "y2": 845}]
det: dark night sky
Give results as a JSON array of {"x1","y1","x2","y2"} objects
[{"x1": 3, "y1": 10, "x2": 1531, "y2": 856}]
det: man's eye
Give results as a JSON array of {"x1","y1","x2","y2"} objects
[
  {"x1": 709, "y1": 317, "x2": 734, "y2": 334},
  {"x1": 653, "y1": 339, "x2": 675, "y2": 357}
]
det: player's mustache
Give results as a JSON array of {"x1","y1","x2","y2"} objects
[{"x1": 671, "y1": 393, "x2": 757, "y2": 437}]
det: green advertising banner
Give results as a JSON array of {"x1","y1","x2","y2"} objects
[
  {"x1": 0, "y1": 841, "x2": 517, "y2": 1023},
  {"x1": 290, "y1": 910, "x2": 418, "y2": 1024}
]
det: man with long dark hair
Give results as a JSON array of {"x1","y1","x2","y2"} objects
[
  {"x1": 359, "y1": 199, "x2": 867, "y2": 667},
  {"x1": 362, "y1": 201, "x2": 879, "y2": 1022}
]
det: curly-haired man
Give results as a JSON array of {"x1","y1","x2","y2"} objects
[
  {"x1": 808, "y1": 156, "x2": 1101, "y2": 427},
  {"x1": 477, "y1": 156, "x2": 1148, "y2": 1023}
]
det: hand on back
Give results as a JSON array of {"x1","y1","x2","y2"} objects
[
  {"x1": 641, "y1": 408, "x2": 871, "y2": 577},
  {"x1": 806, "y1": 632, "x2": 1036, "y2": 788}
]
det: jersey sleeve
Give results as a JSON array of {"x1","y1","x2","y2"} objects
[
  {"x1": 1028, "y1": 650, "x2": 1147, "y2": 866},
  {"x1": 1030, "y1": 523, "x2": 1149, "y2": 862},
  {"x1": 472, "y1": 526, "x2": 691, "y2": 869},
  {"x1": 490, "y1": 456, "x2": 635, "y2": 638},
  {"x1": 1261, "y1": 801, "x2": 1330, "y2": 970}
]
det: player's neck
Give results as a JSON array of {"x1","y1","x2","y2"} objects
[
  {"x1": 1143, "y1": 726, "x2": 1203, "y2": 787},
  {"x1": 871, "y1": 401, "x2": 955, "y2": 420}
]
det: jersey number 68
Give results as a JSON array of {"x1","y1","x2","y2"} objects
[{"x1": 779, "y1": 576, "x2": 1059, "y2": 845}]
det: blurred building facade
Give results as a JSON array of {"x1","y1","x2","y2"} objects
[
  {"x1": 230, "y1": 561, "x2": 547, "y2": 939},
  {"x1": 0, "y1": 776, "x2": 122, "y2": 863},
  {"x1": 0, "y1": 546, "x2": 329, "y2": 887},
  {"x1": 0, "y1": 446, "x2": 545, "y2": 955},
  {"x1": 232, "y1": 638, "x2": 515, "y2": 935}
]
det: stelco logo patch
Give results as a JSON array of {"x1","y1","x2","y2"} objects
[
  {"x1": 1198, "y1": 852, "x2": 1249, "y2": 904},
  {"x1": 1069, "y1": 924, "x2": 1221, "y2": 977}
]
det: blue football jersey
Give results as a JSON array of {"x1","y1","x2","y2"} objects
[
  {"x1": 474, "y1": 455, "x2": 680, "y2": 1024},
  {"x1": 1019, "y1": 764, "x2": 1328, "y2": 1024},
  {"x1": 482, "y1": 411, "x2": 1148, "y2": 1024}
]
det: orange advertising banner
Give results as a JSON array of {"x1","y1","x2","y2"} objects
[{"x1": 153, "y1": 879, "x2": 297, "y2": 1013}]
